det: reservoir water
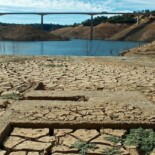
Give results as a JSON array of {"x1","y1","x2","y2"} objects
[{"x1": 0, "y1": 39, "x2": 144, "y2": 56}]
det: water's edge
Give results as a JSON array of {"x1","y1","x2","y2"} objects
[{"x1": 0, "y1": 39, "x2": 145, "y2": 56}]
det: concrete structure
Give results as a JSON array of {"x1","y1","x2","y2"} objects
[{"x1": 0, "y1": 12, "x2": 151, "y2": 40}]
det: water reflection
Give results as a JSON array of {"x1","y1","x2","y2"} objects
[{"x1": 0, "y1": 40, "x2": 144, "y2": 56}]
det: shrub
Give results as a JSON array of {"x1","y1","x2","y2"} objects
[
  {"x1": 106, "y1": 135, "x2": 122, "y2": 144},
  {"x1": 124, "y1": 128, "x2": 155, "y2": 155},
  {"x1": 72, "y1": 141, "x2": 96, "y2": 155},
  {"x1": 104, "y1": 148, "x2": 122, "y2": 155}
]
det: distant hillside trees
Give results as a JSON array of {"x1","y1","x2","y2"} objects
[
  {"x1": 0, "y1": 23, "x2": 69, "y2": 31},
  {"x1": 82, "y1": 16, "x2": 108, "y2": 26},
  {"x1": 108, "y1": 15, "x2": 136, "y2": 24}
]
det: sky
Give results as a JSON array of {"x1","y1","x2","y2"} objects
[{"x1": 0, "y1": 0, "x2": 155, "y2": 25}]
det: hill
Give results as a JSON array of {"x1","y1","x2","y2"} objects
[
  {"x1": 110, "y1": 17, "x2": 155, "y2": 42},
  {"x1": 122, "y1": 41, "x2": 155, "y2": 57},
  {"x1": 0, "y1": 25, "x2": 65, "y2": 41},
  {"x1": 51, "y1": 23, "x2": 130, "y2": 40},
  {"x1": 51, "y1": 17, "x2": 155, "y2": 42}
]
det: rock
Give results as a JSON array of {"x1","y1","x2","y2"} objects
[
  {"x1": 11, "y1": 128, "x2": 49, "y2": 138},
  {"x1": 34, "y1": 82, "x2": 45, "y2": 90},
  {"x1": 70, "y1": 129, "x2": 99, "y2": 142},
  {"x1": 100, "y1": 129, "x2": 127, "y2": 137}
]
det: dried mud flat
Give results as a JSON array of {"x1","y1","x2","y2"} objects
[{"x1": 0, "y1": 55, "x2": 155, "y2": 155}]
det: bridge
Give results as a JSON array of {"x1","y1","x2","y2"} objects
[{"x1": 0, "y1": 12, "x2": 151, "y2": 40}]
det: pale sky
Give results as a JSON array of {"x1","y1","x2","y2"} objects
[{"x1": 0, "y1": 0, "x2": 155, "y2": 24}]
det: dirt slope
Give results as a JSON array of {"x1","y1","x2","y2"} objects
[
  {"x1": 51, "y1": 23, "x2": 130, "y2": 40},
  {"x1": 0, "y1": 25, "x2": 64, "y2": 41},
  {"x1": 124, "y1": 21, "x2": 155, "y2": 42},
  {"x1": 110, "y1": 18, "x2": 155, "y2": 42},
  {"x1": 122, "y1": 41, "x2": 155, "y2": 57},
  {"x1": 50, "y1": 25, "x2": 90, "y2": 39}
]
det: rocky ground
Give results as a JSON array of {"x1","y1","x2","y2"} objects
[{"x1": 0, "y1": 55, "x2": 155, "y2": 155}]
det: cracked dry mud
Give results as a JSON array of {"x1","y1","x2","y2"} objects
[
  {"x1": 0, "y1": 128, "x2": 136, "y2": 155},
  {"x1": 0, "y1": 56, "x2": 155, "y2": 155}
]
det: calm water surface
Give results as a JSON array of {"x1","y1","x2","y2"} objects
[{"x1": 0, "y1": 39, "x2": 144, "y2": 56}]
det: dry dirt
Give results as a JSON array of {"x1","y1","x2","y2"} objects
[
  {"x1": 0, "y1": 55, "x2": 155, "y2": 154},
  {"x1": 51, "y1": 23, "x2": 129, "y2": 40},
  {"x1": 0, "y1": 127, "x2": 137, "y2": 155}
]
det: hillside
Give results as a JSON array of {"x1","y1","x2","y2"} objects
[
  {"x1": 51, "y1": 23, "x2": 130, "y2": 40},
  {"x1": 124, "y1": 21, "x2": 155, "y2": 42},
  {"x1": 51, "y1": 17, "x2": 155, "y2": 42},
  {"x1": 122, "y1": 41, "x2": 155, "y2": 57},
  {"x1": 0, "y1": 25, "x2": 65, "y2": 41},
  {"x1": 50, "y1": 25, "x2": 90, "y2": 39},
  {"x1": 110, "y1": 17, "x2": 155, "y2": 42}
]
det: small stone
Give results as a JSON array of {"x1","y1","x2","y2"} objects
[{"x1": 34, "y1": 82, "x2": 45, "y2": 90}]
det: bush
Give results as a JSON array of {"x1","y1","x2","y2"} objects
[
  {"x1": 72, "y1": 141, "x2": 96, "y2": 155},
  {"x1": 124, "y1": 128, "x2": 155, "y2": 155}
]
